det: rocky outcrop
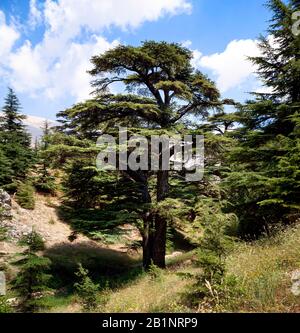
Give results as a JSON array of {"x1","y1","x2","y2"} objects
[
  {"x1": 0, "y1": 189, "x2": 32, "y2": 241},
  {"x1": 0, "y1": 189, "x2": 12, "y2": 220}
]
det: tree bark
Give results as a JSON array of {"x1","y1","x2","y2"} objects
[
  {"x1": 142, "y1": 211, "x2": 167, "y2": 269},
  {"x1": 157, "y1": 170, "x2": 169, "y2": 201},
  {"x1": 152, "y1": 212, "x2": 167, "y2": 268},
  {"x1": 142, "y1": 170, "x2": 169, "y2": 269}
]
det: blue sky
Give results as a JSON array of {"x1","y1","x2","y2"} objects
[{"x1": 0, "y1": 0, "x2": 271, "y2": 120}]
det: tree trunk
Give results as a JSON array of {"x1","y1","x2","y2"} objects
[
  {"x1": 142, "y1": 211, "x2": 167, "y2": 269},
  {"x1": 142, "y1": 170, "x2": 169, "y2": 269},
  {"x1": 152, "y1": 212, "x2": 167, "y2": 268},
  {"x1": 157, "y1": 170, "x2": 169, "y2": 201},
  {"x1": 142, "y1": 212, "x2": 154, "y2": 269}
]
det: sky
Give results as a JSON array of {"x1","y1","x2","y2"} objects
[{"x1": 0, "y1": 0, "x2": 272, "y2": 120}]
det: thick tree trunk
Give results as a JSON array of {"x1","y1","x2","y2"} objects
[
  {"x1": 157, "y1": 170, "x2": 169, "y2": 201},
  {"x1": 152, "y1": 213, "x2": 167, "y2": 268},
  {"x1": 142, "y1": 211, "x2": 167, "y2": 269},
  {"x1": 142, "y1": 170, "x2": 169, "y2": 269},
  {"x1": 142, "y1": 212, "x2": 154, "y2": 269}
]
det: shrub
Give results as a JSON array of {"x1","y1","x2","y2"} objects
[
  {"x1": 148, "y1": 262, "x2": 164, "y2": 281},
  {"x1": 74, "y1": 264, "x2": 100, "y2": 311},
  {"x1": 11, "y1": 231, "x2": 53, "y2": 312},
  {"x1": 0, "y1": 297, "x2": 11, "y2": 313},
  {"x1": 15, "y1": 182, "x2": 35, "y2": 210},
  {"x1": 186, "y1": 200, "x2": 243, "y2": 310},
  {"x1": 34, "y1": 168, "x2": 57, "y2": 195}
]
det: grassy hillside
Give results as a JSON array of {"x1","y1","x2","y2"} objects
[{"x1": 45, "y1": 224, "x2": 300, "y2": 313}]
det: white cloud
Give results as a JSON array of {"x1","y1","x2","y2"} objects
[
  {"x1": 0, "y1": 11, "x2": 20, "y2": 61},
  {"x1": 193, "y1": 39, "x2": 261, "y2": 92},
  {"x1": 43, "y1": 36, "x2": 119, "y2": 101},
  {"x1": 44, "y1": 0, "x2": 192, "y2": 36},
  {"x1": 0, "y1": 0, "x2": 191, "y2": 102},
  {"x1": 29, "y1": 0, "x2": 43, "y2": 28}
]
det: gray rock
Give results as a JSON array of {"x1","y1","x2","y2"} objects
[
  {"x1": 0, "y1": 189, "x2": 11, "y2": 206},
  {"x1": 0, "y1": 189, "x2": 12, "y2": 220},
  {"x1": 290, "y1": 269, "x2": 300, "y2": 296},
  {"x1": 291, "y1": 270, "x2": 300, "y2": 282},
  {"x1": 291, "y1": 281, "x2": 300, "y2": 296}
]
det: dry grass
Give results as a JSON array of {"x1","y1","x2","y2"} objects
[
  {"x1": 227, "y1": 224, "x2": 300, "y2": 312},
  {"x1": 102, "y1": 268, "x2": 195, "y2": 313},
  {"x1": 49, "y1": 265, "x2": 198, "y2": 313}
]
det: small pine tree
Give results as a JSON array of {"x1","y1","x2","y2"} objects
[
  {"x1": 186, "y1": 200, "x2": 243, "y2": 309},
  {"x1": 11, "y1": 231, "x2": 52, "y2": 312},
  {"x1": 1, "y1": 88, "x2": 26, "y2": 133},
  {"x1": 34, "y1": 121, "x2": 56, "y2": 195},
  {"x1": 15, "y1": 182, "x2": 35, "y2": 210},
  {"x1": 74, "y1": 264, "x2": 100, "y2": 311}
]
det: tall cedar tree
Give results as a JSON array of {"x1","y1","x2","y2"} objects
[
  {"x1": 225, "y1": 0, "x2": 300, "y2": 236},
  {"x1": 57, "y1": 41, "x2": 231, "y2": 268},
  {"x1": 0, "y1": 88, "x2": 32, "y2": 188}
]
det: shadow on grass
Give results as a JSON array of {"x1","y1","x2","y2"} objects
[
  {"x1": 45, "y1": 241, "x2": 143, "y2": 292},
  {"x1": 55, "y1": 205, "x2": 139, "y2": 243}
]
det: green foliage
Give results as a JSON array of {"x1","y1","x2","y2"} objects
[
  {"x1": 183, "y1": 199, "x2": 243, "y2": 310},
  {"x1": 15, "y1": 182, "x2": 35, "y2": 210},
  {"x1": 0, "y1": 226, "x2": 7, "y2": 241},
  {"x1": 34, "y1": 166, "x2": 57, "y2": 195},
  {"x1": 0, "y1": 297, "x2": 12, "y2": 313},
  {"x1": 74, "y1": 264, "x2": 100, "y2": 311},
  {"x1": 34, "y1": 121, "x2": 57, "y2": 195},
  {"x1": 18, "y1": 231, "x2": 46, "y2": 252},
  {"x1": 223, "y1": 0, "x2": 300, "y2": 237},
  {"x1": 148, "y1": 262, "x2": 164, "y2": 281},
  {"x1": 196, "y1": 203, "x2": 235, "y2": 284},
  {"x1": 0, "y1": 88, "x2": 33, "y2": 188},
  {"x1": 53, "y1": 40, "x2": 224, "y2": 268},
  {"x1": 11, "y1": 231, "x2": 52, "y2": 312}
]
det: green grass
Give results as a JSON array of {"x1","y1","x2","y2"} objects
[
  {"x1": 6, "y1": 220, "x2": 300, "y2": 313},
  {"x1": 226, "y1": 224, "x2": 300, "y2": 312}
]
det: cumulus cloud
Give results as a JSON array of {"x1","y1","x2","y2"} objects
[
  {"x1": 0, "y1": 11, "x2": 20, "y2": 61},
  {"x1": 43, "y1": 0, "x2": 192, "y2": 36},
  {"x1": 193, "y1": 39, "x2": 261, "y2": 93},
  {"x1": 0, "y1": 0, "x2": 192, "y2": 102},
  {"x1": 29, "y1": 0, "x2": 43, "y2": 28}
]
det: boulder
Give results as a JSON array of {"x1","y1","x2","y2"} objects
[
  {"x1": 290, "y1": 269, "x2": 300, "y2": 296},
  {"x1": 0, "y1": 189, "x2": 12, "y2": 220}
]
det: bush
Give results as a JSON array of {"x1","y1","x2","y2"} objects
[
  {"x1": 34, "y1": 167, "x2": 57, "y2": 195},
  {"x1": 74, "y1": 264, "x2": 100, "y2": 311},
  {"x1": 11, "y1": 231, "x2": 53, "y2": 312},
  {"x1": 15, "y1": 182, "x2": 35, "y2": 210},
  {"x1": 0, "y1": 297, "x2": 11, "y2": 313},
  {"x1": 186, "y1": 200, "x2": 243, "y2": 310},
  {"x1": 148, "y1": 262, "x2": 164, "y2": 281},
  {"x1": 0, "y1": 226, "x2": 7, "y2": 241}
]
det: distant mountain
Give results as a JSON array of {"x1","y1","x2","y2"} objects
[
  {"x1": 0, "y1": 113, "x2": 58, "y2": 144},
  {"x1": 23, "y1": 115, "x2": 58, "y2": 143}
]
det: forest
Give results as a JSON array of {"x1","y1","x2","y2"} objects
[{"x1": 0, "y1": 0, "x2": 300, "y2": 314}]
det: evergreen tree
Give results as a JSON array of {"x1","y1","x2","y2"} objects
[
  {"x1": 15, "y1": 182, "x2": 35, "y2": 210},
  {"x1": 34, "y1": 121, "x2": 56, "y2": 195},
  {"x1": 1, "y1": 88, "x2": 26, "y2": 133},
  {"x1": 74, "y1": 264, "x2": 100, "y2": 311},
  {"x1": 0, "y1": 88, "x2": 33, "y2": 188},
  {"x1": 56, "y1": 41, "x2": 230, "y2": 268},
  {"x1": 224, "y1": 0, "x2": 300, "y2": 236},
  {"x1": 11, "y1": 231, "x2": 52, "y2": 312}
]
